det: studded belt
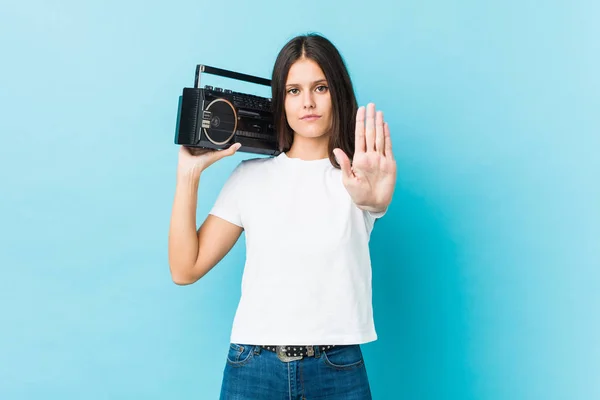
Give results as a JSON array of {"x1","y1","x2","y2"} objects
[{"x1": 261, "y1": 345, "x2": 336, "y2": 362}]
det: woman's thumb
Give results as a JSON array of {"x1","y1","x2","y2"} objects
[
  {"x1": 215, "y1": 143, "x2": 241, "y2": 160},
  {"x1": 333, "y1": 148, "x2": 352, "y2": 179},
  {"x1": 227, "y1": 143, "x2": 242, "y2": 155}
]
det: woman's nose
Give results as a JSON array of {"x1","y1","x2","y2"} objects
[{"x1": 303, "y1": 92, "x2": 315, "y2": 109}]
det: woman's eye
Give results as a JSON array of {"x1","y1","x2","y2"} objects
[
  {"x1": 287, "y1": 88, "x2": 299, "y2": 95},
  {"x1": 316, "y1": 85, "x2": 328, "y2": 92}
]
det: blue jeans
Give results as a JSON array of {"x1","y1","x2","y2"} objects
[{"x1": 219, "y1": 343, "x2": 372, "y2": 400}]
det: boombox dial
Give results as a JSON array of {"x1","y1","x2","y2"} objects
[{"x1": 201, "y1": 98, "x2": 237, "y2": 145}]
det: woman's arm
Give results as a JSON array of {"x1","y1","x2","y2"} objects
[
  {"x1": 168, "y1": 144, "x2": 243, "y2": 285},
  {"x1": 168, "y1": 173, "x2": 243, "y2": 285}
]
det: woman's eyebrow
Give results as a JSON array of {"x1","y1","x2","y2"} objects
[{"x1": 286, "y1": 79, "x2": 328, "y2": 87}]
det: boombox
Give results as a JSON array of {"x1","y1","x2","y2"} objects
[{"x1": 174, "y1": 64, "x2": 281, "y2": 156}]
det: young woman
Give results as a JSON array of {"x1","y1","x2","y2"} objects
[{"x1": 168, "y1": 33, "x2": 397, "y2": 400}]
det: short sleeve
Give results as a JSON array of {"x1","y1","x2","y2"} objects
[
  {"x1": 364, "y1": 207, "x2": 388, "y2": 235},
  {"x1": 368, "y1": 209, "x2": 387, "y2": 219},
  {"x1": 208, "y1": 161, "x2": 246, "y2": 228}
]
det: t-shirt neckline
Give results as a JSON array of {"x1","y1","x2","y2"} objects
[{"x1": 278, "y1": 152, "x2": 331, "y2": 167}]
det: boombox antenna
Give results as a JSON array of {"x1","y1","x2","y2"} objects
[{"x1": 194, "y1": 64, "x2": 272, "y2": 89}]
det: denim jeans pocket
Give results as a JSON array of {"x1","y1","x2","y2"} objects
[
  {"x1": 322, "y1": 344, "x2": 365, "y2": 370},
  {"x1": 226, "y1": 343, "x2": 255, "y2": 366}
]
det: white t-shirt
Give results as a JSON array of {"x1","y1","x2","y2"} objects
[{"x1": 209, "y1": 152, "x2": 386, "y2": 345}]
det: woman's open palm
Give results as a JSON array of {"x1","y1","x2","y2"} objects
[{"x1": 333, "y1": 103, "x2": 397, "y2": 212}]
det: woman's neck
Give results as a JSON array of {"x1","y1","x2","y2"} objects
[{"x1": 285, "y1": 133, "x2": 329, "y2": 160}]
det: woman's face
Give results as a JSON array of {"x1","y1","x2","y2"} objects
[{"x1": 284, "y1": 58, "x2": 333, "y2": 140}]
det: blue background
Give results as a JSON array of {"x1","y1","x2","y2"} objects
[{"x1": 1, "y1": 0, "x2": 598, "y2": 399}]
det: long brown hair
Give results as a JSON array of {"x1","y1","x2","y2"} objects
[{"x1": 271, "y1": 33, "x2": 358, "y2": 169}]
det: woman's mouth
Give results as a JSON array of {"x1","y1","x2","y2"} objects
[{"x1": 301, "y1": 115, "x2": 321, "y2": 121}]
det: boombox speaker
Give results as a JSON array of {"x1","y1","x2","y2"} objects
[{"x1": 174, "y1": 64, "x2": 280, "y2": 156}]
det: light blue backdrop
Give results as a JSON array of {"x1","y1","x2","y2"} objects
[{"x1": 1, "y1": 0, "x2": 598, "y2": 399}]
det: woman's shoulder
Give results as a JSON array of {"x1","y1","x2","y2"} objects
[{"x1": 238, "y1": 155, "x2": 278, "y2": 173}]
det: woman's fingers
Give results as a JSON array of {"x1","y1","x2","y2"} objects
[
  {"x1": 375, "y1": 111, "x2": 385, "y2": 153},
  {"x1": 355, "y1": 106, "x2": 366, "y2": 154},
  {"x1": 357, "y1": 103, "x2": 387, "y2": 154},
  {"x1": 384, "y1": 122, "x2": 394, "y2": 160},
  {"x1": 365, "y1": 103, "x2": 376, "y2": 152}
]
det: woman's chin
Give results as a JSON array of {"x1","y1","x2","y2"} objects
[{"x1": 293, "y1": 129, "x2": 329, "y2": 140}]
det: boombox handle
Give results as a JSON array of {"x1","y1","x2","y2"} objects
[{"x1": 194, "y1": 64, "x2": 272, "y2": 89}]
